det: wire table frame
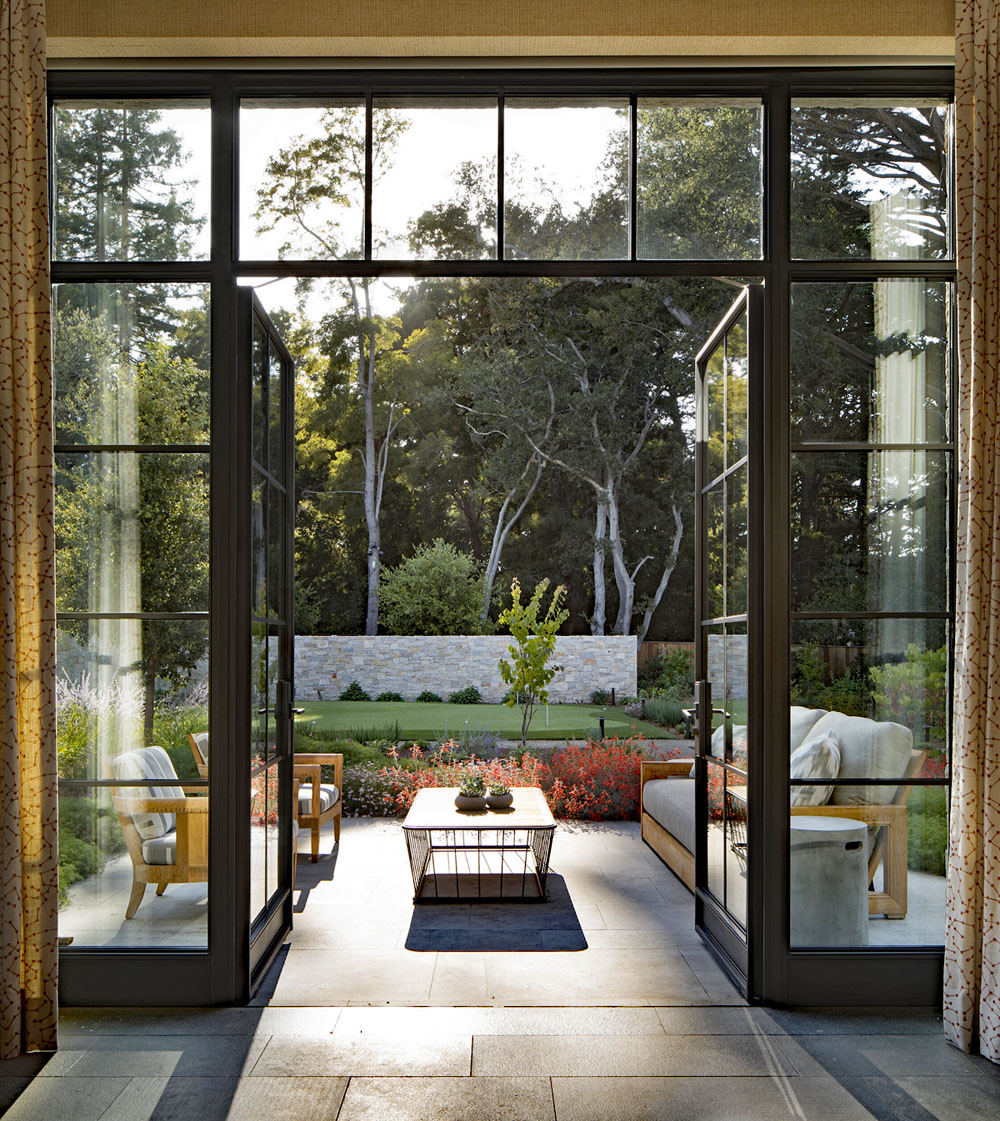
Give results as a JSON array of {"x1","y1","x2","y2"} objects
[{"x1": 402, "y1": 787, "x2": 556, "y2": 903}]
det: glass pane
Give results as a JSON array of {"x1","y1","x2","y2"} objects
[
  {"x1": 250, "y1": 759, "x2": 268, "y2": 926},
  {"x1": 267, "y1": 625, "x2": 284, "y2": 762},
  {"x1": 251, "y1": 624, "x2": 269, "y2": 757},
  {"x1": 251, "y1": 471, "x2": 267, "y2": 619},
  {"x1": 790, "y1": 618, "x2": 949, "y2": 760},
  {"x1": 790, "y1": 280, "x2": 950, "y2": 444},
  {"x1": 53, "y1": 100, "x2": 210, "y2": 262},
  {"x1": 503, "y1": 98, "x2": 628, "y2": 260},
  {"x1": 268, "y1": 344, "x2": 284, "y2": 483},
  {"x1": 726, "y1": 471, "x2": 748, "y2": 618},
  {"x1": 240, "y1": 99, "x2": 365, "y2": 260},
  {"x1": 265, "y1": 765, "x2": 283, "y2": 907},
  {"x1": 637, "y1": 99, "x2": 762, "y2": 259},
  {"x1": 706, "y1": 758, "x2": 726, "y2": 905},
  {"x1": 705, "y1": 486, "x2": 724, "y2": 621},
  {"x1": 790, "y1": 784, "x2": 946, "y2": 948},
  {"x1": 723, "y1": 625, "x2": 748, "y2": 764},
  {"x1": 725, "y1": 312, "x2": 749, "y2": 467},
  {"x1": 723, "y1": 770, "x2": 748, "y2": 929},
  {"x1": 704, "y1": 345, "x2": 725, "y2": 483},
  {"x1": 267, "y1": 484, "x2": 286, "y2": 627},
  {"x1": 791, "y1": 450, "x2": 950, "y2": 614},
  {"x1": 56, "y1": 452, "x2": 209, "y2": 614},
  {"x1": 373, "y1": 98, "x2": 497, "y2": 259},
  {"x1": 56, "y1": 624, "x2": 208, "y2": 949},
  {"x1": 53, "y1": 284, "x2": 210, "y2": 446},
  {"x1": 791, "y1": 99, "x2": 951, "y2": 260},
  {"x1": 252, "y1": 316, "x2": 268, "y2": 469}
]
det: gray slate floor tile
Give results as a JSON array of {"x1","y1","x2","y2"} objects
[
  {"x1": 551, "y1": 1074, "x2": 879, "y2": 1121},
  {"x1": 226, "y1": 1076, "x2": 349, "y2": 1121},
  {"x1": 250, "y1": 1031, "x2": 472, "y2": 1077},
  {"x1": 337, "y1": 1075, "x2": 555, "y2": 1121}
]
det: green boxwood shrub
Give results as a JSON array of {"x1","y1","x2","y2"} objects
[
  {"x1": 448, "y1": 685, "x2": 482, "y2": 704},
  {"x1": 375, "y1": 691, "x2": 406, "y2": 702},
  {"x1": 415, "y1": 690, "x2": 443, "y2": 703},
  {"x1": 339, "y1": 680, "x2": 371, "y2": 702}
]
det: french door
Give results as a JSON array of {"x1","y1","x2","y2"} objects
[
  {"x1": 239, "y1": 289, "x2": 296, "y2": 989},
  {"x1": 693, "y1": 285, "x2": 763, "y2": 993}
]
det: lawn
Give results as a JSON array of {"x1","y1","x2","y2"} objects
[{"x1": 293, "y1": 700, "x2": 669, "y2": 741}]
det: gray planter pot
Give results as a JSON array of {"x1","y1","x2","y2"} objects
[
  {"x1": 454, "y1": 794, "x2": 487, "y2": 811},
  {"x1": 486, "y1": 793, "x2": 514, "y2": 809}
]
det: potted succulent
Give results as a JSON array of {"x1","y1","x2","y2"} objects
[
  {"x1": 454, "y1": 772, "x2": 487, "y2": 810},
  {"x1": 486, "y1": 781, "x2": 514, "y2": 810}
]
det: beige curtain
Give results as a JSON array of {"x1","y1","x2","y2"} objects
[
  {"x1": 944, "y1": 0, "x2": 1000, "y2": 1064},
  {"x1": 0, "y1": 0, "x2": 58, "y2": 1057}
]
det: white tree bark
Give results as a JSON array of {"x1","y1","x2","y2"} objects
[
  {"x1": 591, "y1": 497, "x2": 608, "y2": 636},
  {"x1": 636, "y1": 501, "x2": 685, "y2": 644}
]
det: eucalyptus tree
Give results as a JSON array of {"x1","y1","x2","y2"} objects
[{"x1": 254, "y1": 107, "x2": 408, "y2": 634}]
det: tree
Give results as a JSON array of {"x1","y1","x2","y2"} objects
[
  {"x1": 255, "y1": 108, "x2": 408, "y2": 634},
  {"x1": 54, "y1": 304, "x2": 210, "y2": 738},
  {"x1": 498, "y1": 578, "x2": 569, "y2": 747},
  {"x1": 380, "y1": 539, "x2": 488, "y2": 635}
]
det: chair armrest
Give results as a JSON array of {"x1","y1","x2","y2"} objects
[
  {"x1": 294, "y1": 753, "x2": 343, "y2": 787},
  {"x1": 113, "y1": 795, "x2": 209, "y2": 814}
]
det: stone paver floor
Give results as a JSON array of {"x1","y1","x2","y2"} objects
[{"x1": 3, "y1": 818, "x2": 998, "y2": 1120}]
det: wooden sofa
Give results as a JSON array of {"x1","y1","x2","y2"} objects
[{"x1": 640, "y1": 707, "x2": 925, "y2": 918}]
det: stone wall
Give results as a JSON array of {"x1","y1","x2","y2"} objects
[
  {"x1": 294, "y1": 635, "x2": 637, "y2": 703},
  {"x1": 707, "y1": 633, "x2": 748, "y2": 700}
]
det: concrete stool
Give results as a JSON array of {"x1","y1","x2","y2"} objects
[{"x1": 790, "y1": 815, "x2": 868, "y2": 947}]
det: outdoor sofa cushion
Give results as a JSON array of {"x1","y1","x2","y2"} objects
[
  {"x1": 141, "y1": 832, "x2": 178, "y2": 865},
  {"x1": 111, "y1": 745, "x2": 184, "y2": 841},
  {"x1": 789, "y1": 732, "x2": 841, "y2": 806},
  {"x1": 807, "y1": 711, "x2": 913, "y2": 806},
  {"x1": 297, "y1": 783, "x2": 340, "y2": 814},
  {"x1": 642, "y1": 777, "x2": 696, "y2": 854}
]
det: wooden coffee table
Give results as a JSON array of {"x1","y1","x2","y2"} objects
[{"x1": 402, "y1": 787, "x2": 556, "y2": 903}]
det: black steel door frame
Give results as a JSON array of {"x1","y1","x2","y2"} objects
[{"x1": 50, "y1": 64, "x2": 954, "y2": 1007}]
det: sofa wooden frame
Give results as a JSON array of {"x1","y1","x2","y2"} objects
[{"x1": 639, "y1": 750, "x2": 925, "y2": 919}]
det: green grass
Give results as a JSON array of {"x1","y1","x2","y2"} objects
[{"x1": 293, "y1": 700, "x2": 667, "y2": 741}]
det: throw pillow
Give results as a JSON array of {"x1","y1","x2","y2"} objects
[{"x1": 789, "y1": 732, "x2": 841, "y2": 807}]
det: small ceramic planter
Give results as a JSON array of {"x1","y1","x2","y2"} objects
[
  {"x1": 486, "y1": 793, "x2": 514, "y2": 810},
  {"x1": 454, "y1": 794, "x2": 487, "y2": 811}
]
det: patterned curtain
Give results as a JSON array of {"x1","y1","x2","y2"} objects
[
  {"x1": 944, "y1": 0, "x2": 1000, "y2": 1064},
  {"x1": 0, "y1": 0, "x2": 58, "y2": 1057}
]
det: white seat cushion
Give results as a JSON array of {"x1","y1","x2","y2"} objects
[
  {"x1": 298, "y1": 783, "x2": 340, "y2": 815},
  {"x1": 642, "y1": 778, "x2": 696, "y2": 854},
  {"x1": 807, "y1": 711, "x2": 913, "y2": 805},
  {"x1": 789, "y1": 732, "x2": 841, "y2": 806},
  {"x1": 141, "y1": 831, "x2": 177, "y2": 866},
  {"x1": 111, "y1": 745, "x2": 184, "y2": 841}
]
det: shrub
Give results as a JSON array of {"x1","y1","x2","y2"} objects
[
  {"x1": 546, "y1": 738, "x2": 658, "y2": 820},
  {"x1": 448, "y1": 685, "x2": 483, "y2": 704},
  {"x1": 380, "y1": 539, "x2": 491, "y2": 636},
  {"x1": 637, "y1": 648, "x2": 694, "y2": 697},
  {"x1": 643, "y1": 696, "x2": 686, "y2": 728},
  {"x1": 907, "y1": 785, "x2": 948, "y2": 876},
  {"x1": 415, "y1": 690, "x2": 443, "y2": 703},
  {"x1": 870, "y1": 643, "x2": 948, "y2": 746},
  {"x1": 590, "y1": 688, "x2": 612, "y2": 705},
  {"x1": 375, "y1": 691, "x2": 406, "y2": 702},
  {"x1": 339, "y1": 680, "x2": 371, "y2": 702},
  {"x1": 435, "y1": 722, "x2": 501, "y2": 758}
]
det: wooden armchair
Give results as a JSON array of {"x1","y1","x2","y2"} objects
[
  {"x1": 293, "y1": 753, "x2": 343, "y2": 861},
  {"x1": 109, "y1": 745, "x2": 208, "y2": 919},
  {"x1": 188, "y1": 732, "x2": 209, "y2": 778}
]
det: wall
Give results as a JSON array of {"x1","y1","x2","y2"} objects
[
  {"x1": 294, "y1": 634, "x2": 636, "y2": 702},
  {"x1": 46, "y1": 1, "x2": 954, "y2": 59}
]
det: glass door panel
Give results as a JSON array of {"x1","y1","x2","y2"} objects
[
  {"x1": 241, "y1": 290, "x2": 295, "y2": 982},
  {"x1": 694, "y1": 287, "x2": 761, "y2": 986}
]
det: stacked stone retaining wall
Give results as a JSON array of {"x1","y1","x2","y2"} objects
[{"x1": 294, "y1": 635, "x2": 637, "y2": 703}]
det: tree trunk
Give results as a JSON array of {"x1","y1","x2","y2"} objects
[
  {"x1": 143, "y1": 669, "x2": 156, "y2": 742},
  {"x1": 591, "y1": 497, "x2": 608, "y2": 636},
  {"x1": 607, "y1": 484, "x2": 635, "y2": 636},
  {"x1": 350, "y1": 278, "x2": 381, "y2": 637},
  {"x1": 481, "y1": 455, "x2": 544, "y2": 620},
  {"x1": 636, "y1": 502, "x2": 685, "y2": 644}
]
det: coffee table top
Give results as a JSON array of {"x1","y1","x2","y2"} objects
[{"x1": 402, "y1": 786, "x2": 555, "y2": 830}]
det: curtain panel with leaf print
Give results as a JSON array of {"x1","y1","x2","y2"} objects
[
  {"x1": 0, "y1": 0, "x2": 58, "y2": 1057},
  {"x1": 945, "y1": 0, "x2": 1000, "y2": 1065}
]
